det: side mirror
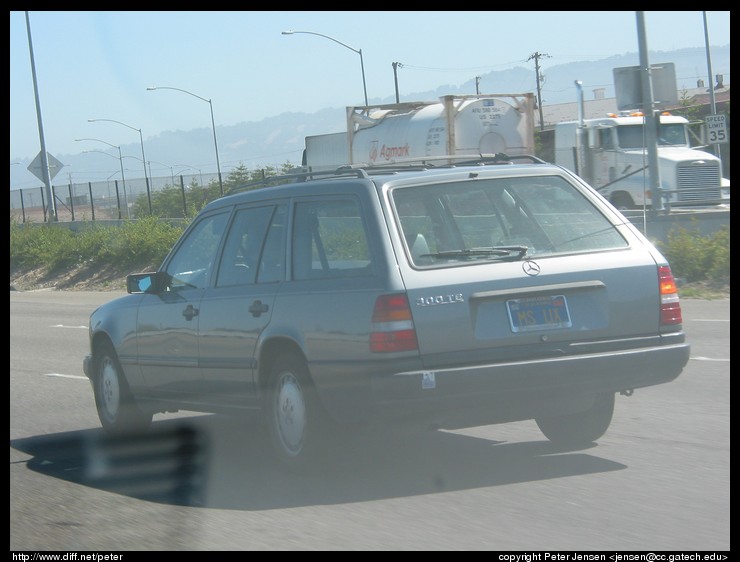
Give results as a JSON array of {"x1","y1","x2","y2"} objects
[{"x1": 127, "y1": 271, "x2": 166, "y2": 294}]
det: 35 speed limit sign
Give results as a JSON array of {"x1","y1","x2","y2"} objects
[{"x1": 705, "y1": 114, "x2": 728, "y2": 144}]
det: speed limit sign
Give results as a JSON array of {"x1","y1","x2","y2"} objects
[{"x1": 705, "y1": 114, "x2": 728, "y2": 144}]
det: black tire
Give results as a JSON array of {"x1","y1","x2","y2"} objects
[
  {"x1": 263, "y1": 353, "x2": 329, "y2": 468},
  {"x1": 535, "y1": 393, "x2": 615, "y2": 447},
  {"x1": 610, "y1": 193, "x2": 634, "y2": 211},
  {"x1": 93, "y1": 340, "x2": 152, "y2": 434}
]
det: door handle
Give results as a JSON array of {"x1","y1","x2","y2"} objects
[
  {"x1": 182, "y1": 304, "x2": 199, "y2": 321},
  {"x1": 249, "y1": 300, "x2": 269, "y2": 317}
]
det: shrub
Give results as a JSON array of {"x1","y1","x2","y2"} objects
[
  {"x1": 10, "y1": 216, "x2": 730, "y2": 292},
  {"x1": 660, "y1": 225, "x2": 730, "y2": 283},
  {"x1": 10, "y1": 218, "x2": 186, "y2": 276}
]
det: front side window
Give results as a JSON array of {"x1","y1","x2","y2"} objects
[
  {"x1": 392, "y1": 175, "x2": 628, "y2": 267},
  {"x1": 616, "y1": 125, "x2": 647, "y2": 149},
  {"x1": 165, "y1": 212, "x2": 229, "y2": 290}
]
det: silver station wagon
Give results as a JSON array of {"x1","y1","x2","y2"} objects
[{"x1": 83, "y1": 156, "x2": 691, "y2": 467}]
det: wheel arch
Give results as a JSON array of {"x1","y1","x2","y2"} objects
[
  {"x1": 609, "y1": 190, "x2": 636, "y2": 210},
  {"x1": 257, "y1": 337, "x2": 308, "y2": 394},
  {"x1": 90, "y1": 331, "x2": 116, "y2": 378}
]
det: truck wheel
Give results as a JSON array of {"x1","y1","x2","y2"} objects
[
  {"x1": 264, "y1": 353, "x2": 329, "y2": 469},
  {"x1": 93, "y1": 340, "x2": 152, "y2": 434},
  {"x1": 535, "y1": 393, "x2": 615, "y2": 447},
  {"x1": 610, "y1": 194, "x2": 634, "y2": 210}
]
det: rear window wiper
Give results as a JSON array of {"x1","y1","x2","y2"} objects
[{"x1": 421, "y1": 245, "x2": 528, "y2": 261}]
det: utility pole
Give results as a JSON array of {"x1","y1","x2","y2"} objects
[
  {"x1": 392, "y1": 62, "x2": 401, "y2": 103},
  {"x1": 703, "y1": 11, "x2": 722, "y2": 165},
  {"x1": 635, "y1": 12, "x2": 662, "y2": 213},
  {"x1": 475, "y1": 76, "x2": 481, "y2": 95},
  {"x1": 528, "y1": 51, "x2": 550, "y2": 131}
]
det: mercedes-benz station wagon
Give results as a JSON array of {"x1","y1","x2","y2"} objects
[{"x1": 83, "y1": 156, "x2": 690, "y2": 467}]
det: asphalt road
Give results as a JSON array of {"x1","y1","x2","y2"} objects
[{"x1": 10, "y1": 290, "x2": 730, "y2": 551}]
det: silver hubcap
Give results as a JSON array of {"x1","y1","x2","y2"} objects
[
  {"x1": 275, "y1": 372, "x2": 306, "y2": 455},
  {"x1": 99, "y1": 357, "x2": 121, "y2": 422}
]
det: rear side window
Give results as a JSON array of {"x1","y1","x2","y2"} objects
[
  {"x1": 292, "y1": 198, "x2": 373, "y2": 280},
  {"x1": 392, "y1": 175, "x2": 628, "y2": 267}
]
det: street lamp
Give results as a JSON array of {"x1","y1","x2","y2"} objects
[
  {"x1": 171, "y1": 165, "x2": 192, "y2": 187},
  {"x1": 88, "y1": 118, "x2": 151, "y2": 213},
  {"x1": 76, "y1": 137, "x2": 130, "y2": 218},
  {"x1": 146, "y1": 86, "x2": 223, "y2": 195},
  {"x1": 148, "y1": 160, "x2": 176, "y2": 186},
  {"x1": 282, "y1": 30, "x2": 368, "y2": 107},
  {"x1": 174, "y1": 164, "x2": 204, "y2": 186},
  {"x1": 83, "y1": 151, "x2": 128, "y2": 182},
  {"x1": 122, "y1": 154, "x2": 150, "y2": 186}
]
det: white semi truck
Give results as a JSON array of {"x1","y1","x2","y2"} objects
[
  {"x1": 554, "y1": 111, "x2": 730, "y2": 209},
  {"x1": 303, "y1": 94, "x2": 536, "y2": 171}
]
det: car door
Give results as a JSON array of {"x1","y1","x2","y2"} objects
[
  {"x1": 136, "y1": 210, "x2": 230, "y2": 398},
  {"x1": 196, "y1": 203, "x2": 286, "y2": 409}
]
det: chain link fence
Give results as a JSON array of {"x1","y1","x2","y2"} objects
[{"x1": 10, "y1": 171, "x2": 221, "y2": 223}]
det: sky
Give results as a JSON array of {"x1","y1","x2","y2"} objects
[{"x1": 9, "y1": 10, "x2": 730, "y2": 187}]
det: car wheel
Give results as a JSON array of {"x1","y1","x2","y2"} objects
[
  {"x1": 535, "y1": 392, "x2": 615, "y2": 447},
  {"x1": 264, "y1": 353, "x2": 328, "y2": 468},
  {"x1": 93, "y1": 340, "x2": 152, "y2": 434}
]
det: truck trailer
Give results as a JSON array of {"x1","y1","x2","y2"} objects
[{"x1": 303, "y1": 94, "x2": 536, "y2": 171}]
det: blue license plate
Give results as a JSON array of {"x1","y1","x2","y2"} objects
[{"x1": 506, "y1": 294, "x2": 572, "y2": 333}]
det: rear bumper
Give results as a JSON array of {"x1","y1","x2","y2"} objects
[{"x1": 371, "y1": 342, "x2": 690, "y2": 428}]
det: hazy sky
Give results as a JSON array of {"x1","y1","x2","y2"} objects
[{"x1": 10, "y1": 11, "x2": 730, "y2": 168}]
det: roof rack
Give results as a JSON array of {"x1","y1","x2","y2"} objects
[
  {"x1": 226, "y1": 168, "x2": 370, "y2": 195},
  {"x1": 225, "y1": 153, "x2": 548, "y2": 196}
]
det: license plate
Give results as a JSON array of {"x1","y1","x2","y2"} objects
[{"x1": 506, "y1": 294, "x2": 572, "y2": 333}]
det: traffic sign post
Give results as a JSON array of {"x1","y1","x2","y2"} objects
[
  {"x1": 27, "y1": 151, "x2": 64, "y2": 182},
  {"x1": 705, "y1": 114, "x2": 728, "y2": 144}
]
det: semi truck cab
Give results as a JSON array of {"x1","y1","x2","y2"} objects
[{"x1": 555, "y1": 111, "x2": 730, "y2": 210}]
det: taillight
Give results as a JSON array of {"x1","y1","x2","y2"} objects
[
  {"x1": 658, "y1": 265, "x2": 683, "y2": 325},
  {"x1": 370, "y1": 294, "x2": 419, "y2": 353}
]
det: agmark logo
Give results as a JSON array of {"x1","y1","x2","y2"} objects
[{"x1": 369, "y1": 141, "x2": 411, "y2": 162}]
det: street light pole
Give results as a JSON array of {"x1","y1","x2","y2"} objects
[
  {"x1": 81, "y1": 150, "x2": 129, "y2": 217},
  {"x1": 76, "y1": 138, "x2": 130, "y2": 218},
  {"x1": 146, "y1": 86, "x2": 224, "y2": 195},
  {"x1": 174, "y1": 164, "x2": 204, "y2": 186},
  {"x1": 282, "y1": 30, "x2": 368, "y2": 107},
  {"x1": 148, "y1": 160, "x2": 175, "y2": 186},
  {"x1": 88, "y1": 118, "x2": 152, "y2": 213}
]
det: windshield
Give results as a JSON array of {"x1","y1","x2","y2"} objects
[
  {"x1": 392, "y1": 175, "x2": 628, "y2": 267},
  {"x1": 617, "y1": 123, "x2": 688, "y2": 148}
]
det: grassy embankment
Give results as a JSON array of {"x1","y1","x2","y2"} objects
[{"x1": 10, "y1": 216, "x2": 730, "y2": 297}]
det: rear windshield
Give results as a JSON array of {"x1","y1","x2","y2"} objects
[{"x1": 391, "y1": 175, "x2": 628, "y2": 267}]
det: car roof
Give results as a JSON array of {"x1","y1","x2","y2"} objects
[{"x1": 203, "y1": 154, "x2": 563, "y2": 212}]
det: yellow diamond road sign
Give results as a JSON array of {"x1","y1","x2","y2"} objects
[{"x1": 27, "y1": 151, "x2": 65, "y2": 182}]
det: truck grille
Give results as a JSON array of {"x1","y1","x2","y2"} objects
[{"x1": 675, "y1": 161, "x2": 721, "y2": 202}]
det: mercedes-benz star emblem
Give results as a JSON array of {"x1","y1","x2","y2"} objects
[{"x1": 522, "y1": 260, "x2": 541, "y2": 276}]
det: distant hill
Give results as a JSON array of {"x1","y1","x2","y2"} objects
[{"x1": 10, "y1": 45, "x2": 730, "y2": 189}]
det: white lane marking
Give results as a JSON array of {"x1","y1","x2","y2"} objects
[
  {"x1": 44, "y1": 373, "x2": 89, "y2": 380},
  {"x1": 691, "y1": 356, "x2": 730, "y2": 362},
  {"x1": 51, "y1": 325, "x2": 88, "y2": 329}
]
